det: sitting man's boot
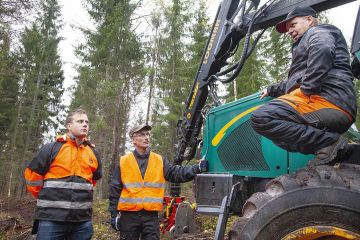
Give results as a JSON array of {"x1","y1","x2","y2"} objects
[
  {"x1": 308, "y1": 136, "x2": 348, "y2": 166},
  {"x1": 337, "y1": 143, "x2": 358, "y2": 164}
]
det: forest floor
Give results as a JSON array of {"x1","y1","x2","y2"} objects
[
  {"x1": 0, "y1": 197, "x2": 218, "y2": 240},
  {"x1": 0, "y1": 197, "x2": 35, "y2": 240}
]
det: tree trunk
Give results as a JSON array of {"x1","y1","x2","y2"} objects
[
  {"x1": 110, "y1": 92, "x2": 121, "y2": 174},
  {"x1": 7, "y1": 99, "x2": 23, "y2": 197},
  {"x1": 17, "y1": 64, "x2": 43, "y2": 197},
  {"x1": 146, "y1": 25, "x2": 159, "y2": 125},
  {"x1": 233, "y1": 80, "x2": 237, "y2": 101}
]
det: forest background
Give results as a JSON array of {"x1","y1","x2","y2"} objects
[{"x1": 0, "y1": 0, "x2": 360, "y2": 204}]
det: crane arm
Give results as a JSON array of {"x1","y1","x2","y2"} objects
[{"x1": 173, "y1": 0, "x2": 357, "y2": 166}]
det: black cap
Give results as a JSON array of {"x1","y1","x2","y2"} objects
[
  {"x1": 129, "y1": 124, "x2": 151, "y2": 138},
  {"x1": 276, "y1": 6, "x2": 317, "y2": 33}
]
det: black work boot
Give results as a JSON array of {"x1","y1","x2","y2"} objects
[
  {"x1": 337, "y1": 143, "x2": 358, "y2": 164},
  {"x1": 308, "y1": 136, "x2": 348, "y2": 166}
]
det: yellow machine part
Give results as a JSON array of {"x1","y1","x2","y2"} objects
[{"x1": 282, "y1": 226, "x2": 360, "y2": 240}]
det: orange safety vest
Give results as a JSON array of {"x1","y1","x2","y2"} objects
[{"x1": 117, "y1": 152, "x2": 165, "y2": 212}]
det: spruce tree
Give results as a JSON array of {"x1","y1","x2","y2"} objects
[
  {"x1": 0, "y1": 27, "x2": 18, "y2": 152},
  {"x1": 11, "y1": 0, "x2": 64, "y2": 196},
  {"x1": 261, "y1": 27, "x2": 292, "y2": 84},
  {"x1": 150, "y1": 0, "x2": 193, "y2": 160},
  {"x1": 224, "y1": 36, "x2": 267, "y2": 102},
  {"x1": 72, "y1": 0, "x2": 144, "y2": 198},
  {"x1": 0, "y1": 26, "x2": 21, "y2": 197}
]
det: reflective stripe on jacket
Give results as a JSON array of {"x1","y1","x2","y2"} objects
[
  {"x1": 118, "y1": 152, "x2": 165, "y2": 211},
  {"x1": 24, "y1": 135, "x2": 102, "y2": 222}
]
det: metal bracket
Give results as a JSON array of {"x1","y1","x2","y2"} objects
[
  {"x1": 214, "y1": 181, "x2": 245, "y2": 240},
  {"x1": 170, "y1": 202, "x2": 200, "y2": 237},
  {"x1": 214, "y1": 196, "x2": 230, "y2": 240}
]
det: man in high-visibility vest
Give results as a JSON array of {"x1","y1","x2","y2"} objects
[
  {"x1": 109, "y1": 124, "x2": 207, "y2": 240},
  {"x1": 24, "y1": 108, "x2": 102, "y2": 239}
]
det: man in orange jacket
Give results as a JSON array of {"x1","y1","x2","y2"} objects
[
  {"x1": 109, "y1": 124, "x2": 207, "y2": 240},
  {"x1": 24, "y1": 108, "x2": 102, "y2": 239}
]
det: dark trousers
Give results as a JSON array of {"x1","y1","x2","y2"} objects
[
  {"x1": 118, "y1": 210, "x2": 160, "y2": 240},
  {"x1": 251, "y1": 97, "x2": 352, "y2": 155},
  {"x1": 36, "y1": 220, "x2": 93, "y2": 240}
]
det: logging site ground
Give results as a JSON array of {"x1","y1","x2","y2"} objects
[{"x1": 0, "y1": 196, "x2": 220, "y2": 240}]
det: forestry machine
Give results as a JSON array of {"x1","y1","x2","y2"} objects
[{"x1": 161, "y1": 0, "x2": 360, "y2": 239}]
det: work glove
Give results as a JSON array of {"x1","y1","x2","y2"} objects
[
  {"x1": 198, "y1": 158, "x2": 208, "y2": 172},
  {"x1": 111, "y1": 212, "x2": 121, "y2": 231}
]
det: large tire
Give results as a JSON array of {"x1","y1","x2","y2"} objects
[{"x1": 228, "y1": 164, "x2": 360, "y2": 240}]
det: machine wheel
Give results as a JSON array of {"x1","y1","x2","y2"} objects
[{"x1": 228, "y1": 164, "x2": 360, "y2": 240}]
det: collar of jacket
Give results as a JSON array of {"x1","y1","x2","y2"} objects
[
  {"x1": 133, "y1": 148, "x2": 151, "y2": 158},
  {"x1": 56, "y1": 134, "x2": 95, "y2": 148}
]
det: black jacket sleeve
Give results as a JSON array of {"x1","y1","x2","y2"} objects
[
  {"x1": 267, "y1": 79, "x2": 288, "y2": 98},
  {"x1": 27, "y1": 142, "x2": 62, "y2": 175},
  {"x1": 163, "y1": 159, "x2": 200, "y2": 183},
  {"x1": 90, "y1": 148, "x2": 102, "y2": 180},
  {"x1": 109, "y1": 163, "x2": 122, "y2": 217}
]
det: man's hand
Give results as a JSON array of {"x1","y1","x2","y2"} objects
[
  {"x1": 198, "y1": 159, "x2": 208, "y2": 172},
  {"x1": 260, "y1": 89, "x2": 269, "y2": 99},
  {"x1": 111, "y1": 213, "x2": 121, "y2": 231}
]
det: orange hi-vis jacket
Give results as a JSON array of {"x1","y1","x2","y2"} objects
[
  {"x1": 24, "y1": 134, "x2": 102, "y2": 222},
  {"x1": 117, "y1": 152, "x2": 165, "y2": 212}
]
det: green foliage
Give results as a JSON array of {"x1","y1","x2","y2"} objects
[
  {"x1": 223, "y1": 23, "x2": 292, "y2": 103},
  {"x1": 318, "y1": 11, "x2": 330, "y2": 24},
  {"x1": 224, "y1": 36, "x2": 267, "y2": 102},
  {"x1": 151, "y1": 0, "x2": 209, "y2": 160},
  {"x1": 186, "y1": 0, "x2": 210, "y2": 87},
  {"x1": 0, "y1": 28, "x2": 18, "y2": 150},
  {"x1": 260, "y1": 27, "x2": 292, "y2": 84},
  {"x1": 71, "y1": 0, "x2": 145, "y2": 198},
  {"x1": 197, "y1": 215, "x2": 218, "y2": 231},
  {"x1": 16, "y1": 0, "x2": 65, "y2": 138},
  {"x1": 0, "y1": 0, "x2": 65, "y2": 197}
]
